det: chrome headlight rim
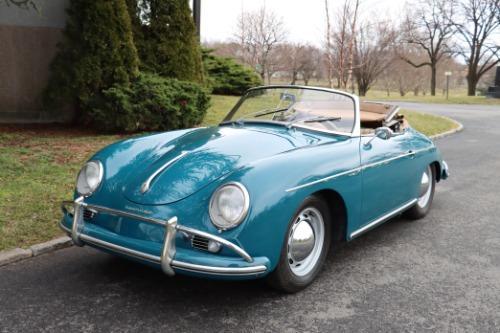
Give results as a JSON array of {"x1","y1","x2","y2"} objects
[
  {"x1": 209, "y1": 182, "x2": 250, "y2": 231},
  {"x1": 76, "y1": 160, "x2": 104, "y2": 197}
]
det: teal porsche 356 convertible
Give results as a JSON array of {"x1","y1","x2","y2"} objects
[{"x1": 61, "y1": 86, "x2": 449, "y2": 292}]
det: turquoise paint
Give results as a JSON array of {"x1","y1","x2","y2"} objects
[{"x1": 62, "y1": 102, "x2": 447, "y2": 280}]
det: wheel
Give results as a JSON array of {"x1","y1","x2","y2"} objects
[
  {"x1": 267, "y1": 196, "x2": 332, "y2": 293},
  {"x1": 404, "y1": 164, "x2": 436, "y2": 220}
]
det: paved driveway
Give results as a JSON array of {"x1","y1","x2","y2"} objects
[{"x1": 1, "y1": 103, "x2": 499, "y2": 332}]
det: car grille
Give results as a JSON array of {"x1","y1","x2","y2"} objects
[
  {"x1": 83, "y1": 208, "x2": 97, "y2": 221},
  {"x1": 191, "y1": 235, "x2": 210, "y2": 251}
]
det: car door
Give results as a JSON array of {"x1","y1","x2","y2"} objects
[{"x1": 359, "y1": 130, "x2": 416, "y2": 225}]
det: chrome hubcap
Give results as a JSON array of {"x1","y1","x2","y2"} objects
[
  {"x1": 287, "y1": 207, "x2": 325, "y2": 277},
  {"x1": 417, "y1": 166, "x2": 432, "y2": 208},
  {"x1": 289, "y1": 220, "x2": 315, "y2": 262}
]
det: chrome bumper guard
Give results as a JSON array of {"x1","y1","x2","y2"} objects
[
  {"x1": 442, "y1": 160, "x2": 450, "y2": 179},
  {"x1": 61, "y1": 198, "x2": 267, "y2": 276}
]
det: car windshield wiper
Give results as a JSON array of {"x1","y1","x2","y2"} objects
[
  {"x1": 303, "y1": 116, "x2": 341, "y2": 123},
  {"x1": 286, "y1": 116, "x2": 341, "y2": 128},
  {"x1": 221, "y1": 107, "x2": 291, "y2": 126}
]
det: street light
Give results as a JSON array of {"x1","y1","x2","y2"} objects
[{"x1": 445, "y1": 71, "x2": 452, "y2": 100}]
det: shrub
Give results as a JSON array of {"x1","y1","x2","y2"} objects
[
  {"x1": 87, "y1": 73, "x2": 210, "y2": 132},
  {"x1": 44, "y1": 0, "x2": 139, "y2": 114},
  {"x1": 203, "y1": 49, "x2": 262, "y2": 95},
  {"x1": 127, "y1": 0, "x2": 203, "y2": 82}
]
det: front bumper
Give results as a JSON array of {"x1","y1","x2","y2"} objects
[{"x1": 61, "y1": 198, "x2": 268, "y2": 277}]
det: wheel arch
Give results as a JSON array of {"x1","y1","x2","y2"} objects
[
  {"x1": 431, "y1": 161, "x2": 441, "y2": 182},
  {"x1": 311, "y1": 189, "x2": 348, "y2": 243}
]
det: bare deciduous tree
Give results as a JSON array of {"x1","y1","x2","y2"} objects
[
  {"x1": 235, "y1": 6, "x2": 287, "y2": 82},
  {"x1": 300, "y1": 45, "x2": 322, "y2": 85},
  {"x1": 451, "y1": 0, "x2": 500, "y2": 95},
  {"x1": 1, "y1": 0, "x2": 37, "y2": 10},
  {"x1": 324, "y1": 0, "x2": 334, "y2": 88},
  {"x1": 346, "y1": 0, "x2": 360, "y2": 93},
  {"x1": 324, "y1": 0, "x2": 353, "y2": 89},
  {"x1": 354, "y1": 20, "x2": 396, "y2": 96},
  {"x1": 400, "y1": 0, "x2": 456, "y2": 96}
]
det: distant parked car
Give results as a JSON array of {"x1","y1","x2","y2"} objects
[{"x1": 61, "y1": 86, "x2": 449, "y2": 292}]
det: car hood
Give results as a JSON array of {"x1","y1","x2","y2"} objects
[{"x1": 122, "y1": 125, "x2": 331, "y2": 205}]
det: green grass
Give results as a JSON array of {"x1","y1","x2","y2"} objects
[
  {"x1": 364, "y1": 89, "x2": 500, "y2": 105},
  {"x1": 269, "y1": 78, "x2": 500, "y2": 105},
  {"x1": 0, "y1": 95, "x2": 458, "y2": 251},
  {"x1": 202, "y1": 95, "x2": 239, "y2": 126},
  {"x1": 401, "y1": 110, "x2": 459, "y2": 137},
  {"x1": 0, "y1": 130, "x2": 121, "y2": 250}
]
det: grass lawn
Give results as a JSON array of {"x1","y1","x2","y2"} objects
[
  {"x1": 0, "y1": 95, "x2": 458, "y2": 251},
  {"x1": 364, "y1": 89, "x2": 500, "y2": 105},
  {"x1": 400, "y1": 110, "x2": 459, "y2": 137}
]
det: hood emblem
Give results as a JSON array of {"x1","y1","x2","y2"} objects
[{"x1": 140, "y1": 151, "x2": 188, "y2": 194}]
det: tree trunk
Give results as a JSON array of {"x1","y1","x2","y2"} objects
[
  {"x1": 467, "y1": 74, "x2": 477, "y2": 96},
  {"x1": 430, "y1": 64, "x2": 436, "y2": 96},
  {"x1": 358, "y1": 81, "x2": 368, "y2": 96},
  {"x1": 291, "y1": 71, "x2": 297, "y2": 85}
]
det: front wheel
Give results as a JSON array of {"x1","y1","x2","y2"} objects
[
  {"x1": 267, "y1": 196, "x2": 332, "y2": 293},
  {"x1": 404, "y1": 164, "x2": 436, "y2": 220}
]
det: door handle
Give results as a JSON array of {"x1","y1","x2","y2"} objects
[{"x1": 407, "y1": 150, "x2": 416, "y2": 159}]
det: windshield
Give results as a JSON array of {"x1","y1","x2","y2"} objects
[{"x1": 223, "y1": 87, "x2": 356, "y2": 134}]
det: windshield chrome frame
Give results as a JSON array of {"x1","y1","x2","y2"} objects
[{"x1": 222, "y1": 85, "x2": 361, "y2": 137}]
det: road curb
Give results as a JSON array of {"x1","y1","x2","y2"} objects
[
  {"x1": 30, "y1": 236, "x2": 72, "y2": 256},
  {"x1": 429, "y1": 116, "x2": 464, "y2": 140},
  {"x1": 0, "y1": 236, "x2": 72, "y2": 268},
  {"x1": 0, "y1": 248, "x2": 32, "y2": 267}
]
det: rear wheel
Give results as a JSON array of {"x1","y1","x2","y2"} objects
[
  {"x1": 404, "y1": 164, "x2": 436, "y2": 220},
  {"x1": 267, "y1": 196, "x2": 332, "y2": 293}
]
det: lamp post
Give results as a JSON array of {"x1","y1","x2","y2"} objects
[{"x1": 445, "y1": 71, "x2": 452, "y2": 100}]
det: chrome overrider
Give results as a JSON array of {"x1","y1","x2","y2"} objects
[{"x1": 60, "y1": 197, "x2": 267, "y2": 276}]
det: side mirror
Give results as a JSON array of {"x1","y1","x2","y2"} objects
[
  {"x1": 374, "y1": 126, "x2": 393, "y2": 140},
  {"x1": 364, "y1": 126, "x2": 394, "y2": 148}
]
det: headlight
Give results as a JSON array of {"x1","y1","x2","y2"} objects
[
  {"x1": 76, "y1": 160, "x2": 103, "y2": 197},
  {"x1": 209, "y1": 182, "x2": 250, "y2": 230}
]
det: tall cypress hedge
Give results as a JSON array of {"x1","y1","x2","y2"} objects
[
  {"x1": 44, "y1": 0, "x2": 139, "y2": 116},
  {"x1": 128, "y1": 0, "x2": 203, "y2": 82}
]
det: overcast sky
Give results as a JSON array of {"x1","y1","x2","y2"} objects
[{"x1": 199, "y1": 0, "x2": 406, "y2": 46}]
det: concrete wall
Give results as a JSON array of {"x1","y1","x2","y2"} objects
[{"x1": 0, "y1": 0, "x2": 73, "y2": 123}]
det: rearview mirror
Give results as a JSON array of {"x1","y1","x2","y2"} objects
[{"x1": 374, "y1": 127, "x2": 393, "y2": 140}]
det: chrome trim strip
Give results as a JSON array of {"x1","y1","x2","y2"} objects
[
  {"x1": 67, "y1": 228, "x2": 266, "y2": 276},
  {"x1": 140, "y1": 151, "x2": 188, "y2": 194},
  {"x1": 285, "y1": 147, "x2": 434, "y2": 192},
  {"x1": 285, "y1": 167, "x2": 362, "y2": 192},
  {"x1": 350, "y1": 199, "x2": 418, "y2": 239},
  {"x1": 171, "y1": 260, "x2": 267, "y2": 275},
  {"x1": 59, "y1": 221, "x2": 71, "y2": 234},
  {"x1": 361, "y1": 151, "x2": 414, "y2": 170},
  {"x1": 80, "y1": 233, "x2": 161, "y2": 263},
  {"x1": 177, "y1": 225, "x2": 253, "y2": 262}
]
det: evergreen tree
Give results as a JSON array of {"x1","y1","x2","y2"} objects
[
  {"x1": 138, "y1": 0, "x2": 203, "y2": 82},
  {"x1": 44, "y1": 0, "x2": 139, "y2": 116}
]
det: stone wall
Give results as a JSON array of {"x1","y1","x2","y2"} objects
[{"x1": 0, "y1": 0, "x2": 73, "y2": 123}]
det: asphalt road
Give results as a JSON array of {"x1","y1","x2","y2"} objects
[{"x1": 1, "y1": 103, "x2": 499, "y2": 332}]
